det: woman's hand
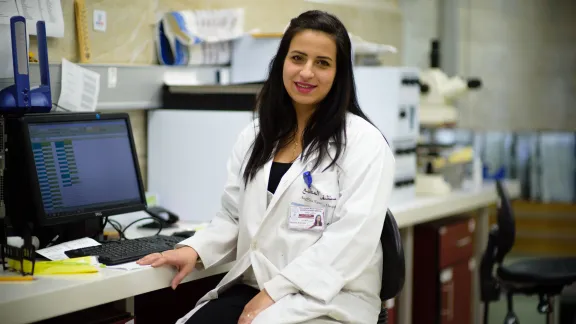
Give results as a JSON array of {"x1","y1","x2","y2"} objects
[
  {"x1": 136, "y1": 246, "x2": 199, "y2": 289},
  {"x1": 238, "y1": 289, "x2": 275, "y2": 324}
]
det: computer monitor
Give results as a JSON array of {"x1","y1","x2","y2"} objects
[{"x1": 5, "y1": 112, "x2": 147, "y2": 234}]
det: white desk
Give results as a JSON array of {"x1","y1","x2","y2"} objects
[{"x1": 0, "y1": 181, "x2": 520, "y2": 324}]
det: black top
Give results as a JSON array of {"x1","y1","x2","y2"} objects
[{"x1": 267, "y1": 162, "x2": 292, "y2": 194}]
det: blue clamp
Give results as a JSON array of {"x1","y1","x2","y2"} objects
[{"x1": 303, "y1": 171, "x2": 312, "y2": 189}]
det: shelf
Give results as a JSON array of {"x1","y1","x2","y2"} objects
[
  {"x1": 0, "y1": 63, "x2": 226, "y2": 111},
  {"x1": 167, "y1": 84, "x2": 262, "y2": 95}
]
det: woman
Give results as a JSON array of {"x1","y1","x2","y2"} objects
[
  {"x1": 137, "y1": 10, "x2": 395, "y2": 324},
  {"x1": 309, "y1": 214, "x2": 323, "y2": 229}
]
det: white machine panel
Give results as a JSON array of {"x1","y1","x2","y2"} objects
[
  {"x1": 147, "y1": 109, "x2": 254, "y2": 222},
  {"x1": 354, "y1": 66, "x2": 420, "y2": 203},
  {"x1": 354, "y1": 66, "x2": 420, "y2": 143},
  {"x1": 354, "y1": 67, "x2": 400, "y2": 141}
]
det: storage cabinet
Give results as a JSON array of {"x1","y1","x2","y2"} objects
[{"x1": 412, "y1": 216, "x2": 476, "y2": 324}]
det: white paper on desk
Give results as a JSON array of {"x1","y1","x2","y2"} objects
[
  {"x1": 36, "y1": 237, "x2": 101, "y2": 261},
  {"x1": 0, "y1": 0, "x2": 65, "y2": 37},
  {"x1": 106, "y1": 261, "x2": 151, "y2": 271},
  {"x1": 58, "y1": 59, "x2": 101, "y2": 112}
]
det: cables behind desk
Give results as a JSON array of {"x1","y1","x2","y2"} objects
[
  {"x1": 102, "y1": 217, "x2": 163, "y2": 241},
  {"x1": 105, "y1": 217, "x2": 126, "y2": 240}
]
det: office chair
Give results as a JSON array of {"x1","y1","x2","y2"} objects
[
  {"x1": 480, "y1": 180, "x2": 576, "y2": 324},
  {"x1": 377, "y1": 209, "x2": 406, "y2": 324}
]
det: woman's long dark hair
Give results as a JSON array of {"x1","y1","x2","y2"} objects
[{"x1": 243, "y1": 10, "x2": 372, "y2": 185}]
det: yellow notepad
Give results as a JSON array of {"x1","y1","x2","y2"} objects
[
  {"x1": 35, "y1": 264, "x2": 98, "y2": 275},
  {"x1": 34, "y1": 257, "x2": 100, "y2": 275}
]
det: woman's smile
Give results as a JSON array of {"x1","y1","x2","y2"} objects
[{"x1": 294, "y1": 81, "x2": 317, "y2": 94}]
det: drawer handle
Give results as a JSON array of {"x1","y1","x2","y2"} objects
[
  {"x1": 441, "y1": 281, "x2": 454, "y2": 321},
  {"x1": 456, "y1": 236, "x2": 472, "y2": 248}
]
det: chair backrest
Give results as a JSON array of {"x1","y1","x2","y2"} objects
[
  {"x1": 494, "y1": 180, "x2": 515, "y2": 262},
  {"x1": 380, "y1": 209, "x2": 405, "y2": 300},
  {"x1": 479, "y1": 180, "x2": 515, "y2": 302}
]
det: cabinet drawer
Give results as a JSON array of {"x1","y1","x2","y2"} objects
[
  {"x1": 439, "y1": 260, "x2": 473, "y2": 324},
  {"x1": 438, "y1": 218, "x2": 476, "y2": 268}
]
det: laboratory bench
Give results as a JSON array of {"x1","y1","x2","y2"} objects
[{"x1": 0, "y1": 180, "x2": 520, "y2": 324}]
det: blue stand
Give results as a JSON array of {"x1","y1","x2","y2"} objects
[
  {"x1": 0, "y1": 16, "x2": 52, "y2": 115},
  {"x1": 0, "y1": 16, "x2": 52, "y2": 277}
]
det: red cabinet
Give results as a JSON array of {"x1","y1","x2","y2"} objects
[{"x1": 413, "y1": 216, "x2": 476, "y2": 324}]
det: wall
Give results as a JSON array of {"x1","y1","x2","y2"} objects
[
  {"x1": 34, "y1": 0, "x2": 405, "y2": 188},
  {"x1": 433, "y1": 0, "x2": 576, "y2": 256},
  {"x1": 36, "y1": 0, "x2": 402, "y2": 66},
  {"x1": 444, "y1": 0, "x2": 576, "y2": 132},
  {"x1": 402, "y1": 0, "x2": 576, "y2": 132},
  {"x1": 400, "y1": 0, "x2": 439, "y2": 69}
]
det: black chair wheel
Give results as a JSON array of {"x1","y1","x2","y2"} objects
[
  {"x1": 504, "y1": 311, "x2": 520, "y2": 324},
  {"x1": 537, "y1": 295, "x2": 553, "y2": 314},
  {"x1": 537, "y1": 301, "x2": 552, "y2": 314}
]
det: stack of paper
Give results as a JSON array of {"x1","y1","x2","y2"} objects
[
  {"x1": 36, "y1": 237, "x2": 152, "y2": 271},
  {"x1": 36, "y1": 237, "x2": 101, "y2": 261}
]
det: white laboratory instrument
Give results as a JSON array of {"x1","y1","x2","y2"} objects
[{"x1": 354, "y1": 66, "x2": 421, "y2": 203}]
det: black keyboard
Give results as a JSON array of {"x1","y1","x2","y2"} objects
[{"x1": 64, "y1": 235, "x2": 185, "y2": 266}]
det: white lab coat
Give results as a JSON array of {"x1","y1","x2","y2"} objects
[{"x1": 175, "y1": 113, "x2": 395, "y2": 324}]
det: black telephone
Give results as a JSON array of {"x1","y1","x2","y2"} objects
[{"x1": 139, "y1": 206, "x2": 180, "y2": 229}]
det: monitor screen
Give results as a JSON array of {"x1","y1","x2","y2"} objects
[{"x1": 26, "y1": 118, "x2": 143, "y2": 219}]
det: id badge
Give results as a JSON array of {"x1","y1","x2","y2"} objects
[{"x1": 288, "y1": 204, "x2": 325, "y2": 232}]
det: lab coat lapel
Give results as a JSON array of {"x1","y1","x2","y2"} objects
[
  {"x1": 254, "y1": 158, "x2": 273, "y2": 218},
  {"x1": 264, "y1": 149, "x2": 320, "y2": 218}
]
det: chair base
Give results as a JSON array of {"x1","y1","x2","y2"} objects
[
  {"x1": 504, "y1": 311, "x2": 521, "y2": 324},
  {"x1": 490, "y1": 289, "x2": 559, "y2": 324},
  {"x1": 377, "y1": 308, "x2": 388, "y2": 324},
  {"x1": 502, "y1": 299, "x2": 555, "y2": 324},
  {"x1": 495, "y1": 258, "x2": 576, "y2": 324}
]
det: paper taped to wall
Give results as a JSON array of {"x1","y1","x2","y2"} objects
[
  {"x1": 57, "y1": 59, "x2": 100, "y2": 112},
  {"x1": 0, "y1": 24, "x2": 17, "y2": 79},
  {"x1": 0, "y1": 0, "x2": 65, "y2": 37},
  {"x1": 0, "y1": 0, "x2": 64, "y2": 78}
]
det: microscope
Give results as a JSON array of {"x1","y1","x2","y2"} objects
[
  {"x1": 419, "y1": 40, "x2": 481, "y2": 126},
  {"x1": 416, "y1": 40, "x2": 483, "y2": 195}
]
